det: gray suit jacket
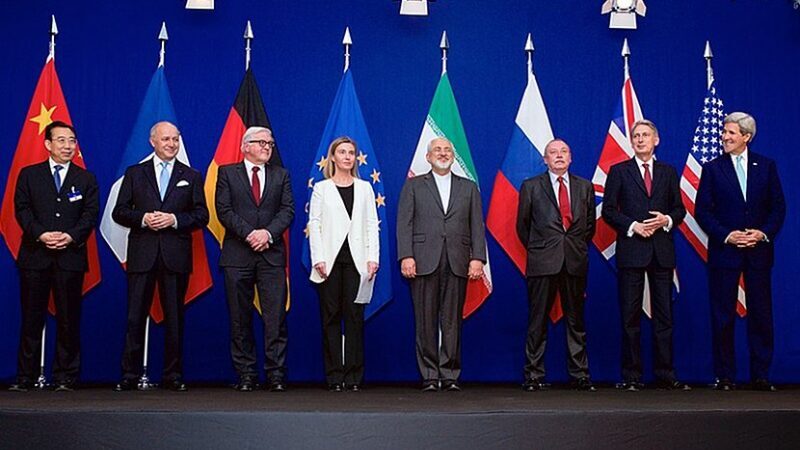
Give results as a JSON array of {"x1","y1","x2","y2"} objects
[
  {"x1": 396, "y1": 171, "x2": 486, "y2": 278},
  {"x1": 516, "y1": 172, "x2": 595, "y2": 277}
]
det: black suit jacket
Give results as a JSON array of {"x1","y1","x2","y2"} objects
[
  {"x1": 517, "y1": 172, "x2": 595, "y2": 277},
  {"x1": 602, "y1": 158, "x2": 685, "y2": 269},
  {"x1": 112, "y1": 159, "x2": 208, "y2": 273},
  {"x1": 396, "y1": 172, "x2": 487, "y2": 278},
  {"x1": 15, "y1": 161, "x2": 99, "y2": 271},
  {"x1": 215, "y1": 162, "x2": 295, "y2": 267},
  {"x1": 695, "y1": 151, "x2": 785, "y2": 269}
]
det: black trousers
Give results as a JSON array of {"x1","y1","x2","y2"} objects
[
  {"x1": 709, "y1": 267, "x2": 773, "y2": 381},
  {"x1": 17, "y1": 267, "x2": 84, "y2": 384},
  {"x1": 224, "y1": 260, "x2": 288, "y2": 383},
  {"x1": 121, "y1": 259, "x2": 188, "y2": 383},
  {"x1": 525, "y1": 266, "x2": 589, "y2": 381},
  {"x1": 410, "y1": 248, "x2": 467, "y2": 383},
  {"x1": 618, "y1": 265, "x2": 675, "y2": 383},
  {"x1": 317, "y1": 259, "x2": 365, "y2": 385}
]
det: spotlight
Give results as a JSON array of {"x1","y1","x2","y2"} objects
[
  {"x1": 185, "y1": 0, "x2": 214, "y2": 10},
  {"x1": 397, "y1": 0, "x2": 436, "y2": 17},
  {"x1": 601, "y1": 0, "x2": 647, "y2": 30}
]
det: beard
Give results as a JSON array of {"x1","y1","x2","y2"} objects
[{"x1": 431, "y1": 159, "x2": 453, "y2": 171}]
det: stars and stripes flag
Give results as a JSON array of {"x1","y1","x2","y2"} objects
[
  {"x1": 99, "y1": 65, "x2": 212, "y2": 322},
  {"x1": 486, "y1": 54, "x2": 566, "y2": 322},
  {"x1": 408, "y1": 72, "x2": 492, "y2": 318},
  {"x1": 301, "y1": 69, "x2": 393, "y2": 319},
  {"x1": 0, "y1": 54, "x2": 102, "y2": 313},
  {"x1": 679, "y1": 81, "x2": 746, "y2": 316},
  {"x1": 204, "y1": 68, "x2": 291, "y2": 313}
]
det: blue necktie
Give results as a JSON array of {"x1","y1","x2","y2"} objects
[
  {"x1": 53, "y1": 165, "x2": 63, "y2": 192},
  {"x1": 159, "y1": 161, "x2": 170, "y2": 200},
  {"x1": 735, "y1": 155, "x2": 747, "y2": 200}
]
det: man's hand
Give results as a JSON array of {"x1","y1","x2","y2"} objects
[
  {"x1": 314, "y1": 262, "x2": 328, "y2": 280},
  {"x1": 367, "y1": 261, "x2": 379, "y2": 281},
  {"x1": 401, "y1": 258, "x2": 417, "y2": 279},
  {"x1": 39, "y1": 231, "x2": 72, "y2": 250},
  {"x1": 246, "y1": 229, "x2": 271, "y2": 252},
  {"x1": 632, "y1": 222, "x2": 655, "y2": 238},
  {"x1": 468, "y1": 260, "x2": 484, "y2": 280},
  {"x1": 727, "y1": 230, "x2": 760, "y2": 248},
  {"x1": 643, "y1": 211, "x2": 670, "y2": 231},
  {"x1": 143, "y1": 211, "x2": 176, "y2": 230}
]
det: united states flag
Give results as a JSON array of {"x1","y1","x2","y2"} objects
[{"x1": 679, "y1": 82, "x2": 747, "y2": 316}]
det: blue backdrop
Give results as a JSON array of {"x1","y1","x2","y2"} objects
[{"x1": 1, "y1": 0, "x2": 798, "y2": 384}]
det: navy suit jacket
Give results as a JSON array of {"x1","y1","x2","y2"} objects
[
  {"x1": 112, "y1": 159, "x2": 209, "y2": 273},
  {"x1": 695, "y1": 151, "x2": 785, "y2": 269},
  {"x1": 602, "y1": 158, "x2": 686, "y2": 269},
  {"x1": 15, "y1": 161, "x2": 99, "y2": 271},
  {"x1": 215, "y1": 162, "x2": 295, "y2": 268}
]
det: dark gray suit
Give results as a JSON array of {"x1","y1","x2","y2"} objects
[
  {"x1": 397, "y1": 172, "x2": 486, "y2": 383},
  {"x1": 517, "y1": 172, "x2": 595, "y2": 381},
  {"x1": 215, "y1": 161, "x2": 294, "y2": 383}
]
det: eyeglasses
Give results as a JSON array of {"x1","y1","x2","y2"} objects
[
  {"x1": 248, "y1": 140, "x2": 276, "y2": 149},
  {"x1": 51, "y1": 137, "x2": 78, "y2": 145}
]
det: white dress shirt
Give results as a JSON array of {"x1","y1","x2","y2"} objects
[
  {"x1": 243, "y1": 158, "x2": 266, "y2": 198},
  {"x1": 548, "y1": 171, "x2": 570, "y2": 207},
  {"x1": 626, "y1": 156, "x2": 673, "y2": 237},
  {"x1": 48, "y1": 158, "x2": 71, "y2": 183},
  {"x1": 432, "y1": 170, "x2": 452, "y2": 213}
]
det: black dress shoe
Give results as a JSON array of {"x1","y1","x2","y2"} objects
[
  {"x1": 656, "y1": 380, "x2": 692, "y2": 391},
  {"x1": 421, "y1": 381, "x2": 439, "y2": 392},
  {"x1": 712, "y1": 379, "x2": 735, "y2": 391},
  {"x1": 269, "y1": 381, "x2": 286, "y2": 392},
  {"x1": 347, "y1": 384, "x2": 361, "y2": 392},
  {"x1": 166, "y1": 380, "x2": 188, "y2": 392},
  {"x1": 523, "y1": 378, "x2": 548, "y2": 392},
  {"x1": 235, "y1": 379, "x2": 255, "y2": 392},
  {"x1": 442, "y1": 381, "x2": 461, "y2": 392},
  {"x1": 113, "y1": 379, "x2": 136, "y2": 392},
  {"x1": 8, "y1": 382, "x2": 33, "y2": 392},
  {"x1": 572, "y1": 377, "x2": 597, "y2": 392},
  {"x1": 328, "y1": 383, "x2": 343, "y2": 392},
  {"x1": 54, "y1": 382, "x2": 76, "y2": 392},
  {"x1": 616, "y1": 381, "x2": 644, "y2": 392},
  {"x1": 752, "y1": 379, "x2": 777, "y2": 392}
]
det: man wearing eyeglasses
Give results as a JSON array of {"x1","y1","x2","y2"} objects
[
  {"x1": 215, "y1": 126, "x2": 295, "y2": 392},
  {"x1": 10, "y1": 121, "x2": 99, "y2": 392}
]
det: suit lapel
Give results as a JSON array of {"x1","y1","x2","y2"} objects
[
  {"x1": 423, "y1": 173, "x2": 445, "y2": 214},
  {"x1": 718, "y1": 153, "x2": 746, "y2": 202},
  {"x1": 446, "y1": 175, "x2": 463, "y2": 217},
  {"x1": 144, "y1": 159, "x2": 160, "y2": 200},
  {"x1": 567, "y1": 174, "x2": 581, "y2": 224},
  {"x1": 540, "y1": 174, "x2": 559, "y2": 211},
  {"x1": 162, "y1": 161, "x2": 184, "y2": 202},
  {"x1": 626, "y1": 159, "x2": 649, "y2": 197},
  {"x1": 235, "y1": 162, "x2": 259, "y2": 207},
  {"x1": 58, "y1": 164, "x2": 77, "y2": 194},
  {"x1": 260, "y1": 164, "x2": 275, "y2": 207}
]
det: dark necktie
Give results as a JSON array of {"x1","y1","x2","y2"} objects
[
  {"x1": 53, "y1": 165, "x2": 63, "y2": 192},
  {"x1": 642, "y1": 163, "x2": 652, "y2": 197},
  {"x1": 251, "y1": 166, "x2": 261, "y2": 203},
  {"x1": 558, "y1": 176, "x2": 572, "y2": 230}
]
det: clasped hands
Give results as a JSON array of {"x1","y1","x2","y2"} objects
[
  {"x1": 314, "y1": 261, "x2": 379, "y2": 281},
  {"x1": 632, "y1": 211, "x2": 670, "y2": 238},
  {"x1": 38, "y1": 231, "x2": 73, "y2": 250},
  {"x1": 400, "y1": 257, "x2": 484, "y2": 280},
  {"x1": 727, "y1": 229, "x2": 766, "y2": 248},
  {"x1": 246, "y1": 229, "x2": 271, "y2": 252},
  {"x1": 143, "y1": 211, "x2": 176, "y2": 230}
]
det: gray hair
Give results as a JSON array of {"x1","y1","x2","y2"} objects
[
  {"x1": 241, "y1": 126, "x2": 272, "y2": 146},
  {"x1": 149, "y1": 121, "x2": 179, "y2": 138},
  {"x1": 724, "y1": 112, "x2": 756, "y2": 140},
  {"x1": 426, "y1": 137, "x2": 453, "y2": 153},
  {"x1": 631, "y1": 119, "x2": 659, "y2": 137}
]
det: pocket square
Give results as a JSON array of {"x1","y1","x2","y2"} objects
[{"x1": 176, "y1": 180, "x2": 190, "y2": 187}]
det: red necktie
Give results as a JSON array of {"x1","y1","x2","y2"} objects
[
  {"x1": 643, "y1": 163, "x2": 652, "y2": 197},
  {"x1": 558, "y1": 176, "x2": 572, "y2": 230},
  {"x1": 251, "y1": 166, "x2": 261, "y2": 203}
]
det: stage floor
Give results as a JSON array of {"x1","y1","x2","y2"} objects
[{"x1": 2, "y1": 384, "x2": 800, "y2": 449}]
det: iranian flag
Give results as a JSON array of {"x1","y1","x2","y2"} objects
[{"x1": 407, "y1": 72, "x2": 492, "y2": 318}]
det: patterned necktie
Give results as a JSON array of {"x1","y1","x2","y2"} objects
[
  {"x1": 159, "y1": 161, "x2": 170, "y2": 200},
  {"x1": 558, "y1": 176, "x2": 572, "y2": 230},
  {"x1": 53, "y1": 165, "x2": 63, "y2": 192},
  {"x1": 642, "y1": 163, "x2": 652, "y2": 197},
  {"x1": 735, "y1": 155, "x2": 747, "y2": 200},
  {"x1": 251, "y1": 166, "x2": 261, "y2": 203}
]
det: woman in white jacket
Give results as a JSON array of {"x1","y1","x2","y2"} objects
[{"x1": 308, "y1": 136, "x2": 379, "y2": 392}]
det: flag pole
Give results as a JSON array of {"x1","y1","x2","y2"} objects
[
  {"x1": 439, "y1": 31, "x2": 449, "y2": 75},
  {"x1": 244, "y1": 20, "x2": 254, "y2": 71},
  {"x1": 704, "y1": 40, "x2": 714, "y2": 89},
  {"x1": 621, "y1": 38, "x2": 631, "y2": 79},
  {"x1": 36, "y1": 15, "x2": 61, "y2": 390},
  {"x1": 342, "y1": 27, "x2": 352, "y2": 73},
  {"x1": 140, "y1": 23, "x2": 169, "y2": 391},
  {"x1": 525, "y1": 33, "x2": 534, "y2": 75}
]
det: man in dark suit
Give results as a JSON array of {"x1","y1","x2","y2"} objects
[
  {"x1": 695, "y1": 112, "x2": 785, "y2": 392},
  {"x1": 112, "y1": 121, "x2": 208, "y2": 392},
  {"x1": 516, "y1": 138, "x2": 596, "y2": 392},
  {"x1": 602, "y1": 120, "x2": 689, "y2": 391},
  {"x1": 9, "y1": 121, "x2": 98, "y2": 392},
  {"x1": 397, "y1": 137, "x2": 487, "y2": 392},
  {"x1": 215, "y1": 126, "x2": 294, "y2": 392}
]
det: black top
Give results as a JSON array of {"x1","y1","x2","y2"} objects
[{"x1": 335, "y1": 183, "x2": 355, "y2": 265}]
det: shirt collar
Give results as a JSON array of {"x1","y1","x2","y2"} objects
[
  {"x1": 548, "y1": 171, "x2": 569, "y2": 185},
  {"x1": 243, "y1": 158, "x2": 265, "y2": 174},
  {"x1": 733, "y1": 149, "x2": 749, "y2": 164},
  {"x1": 49, "y1": 158, "x2": 71, "y2": 173},
  {"x1": 431, "y1": 170, "x2": 451, "y2": 182},
  {"x1": 153, "y1": 154, "x2": 174, "y2": 168}
]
